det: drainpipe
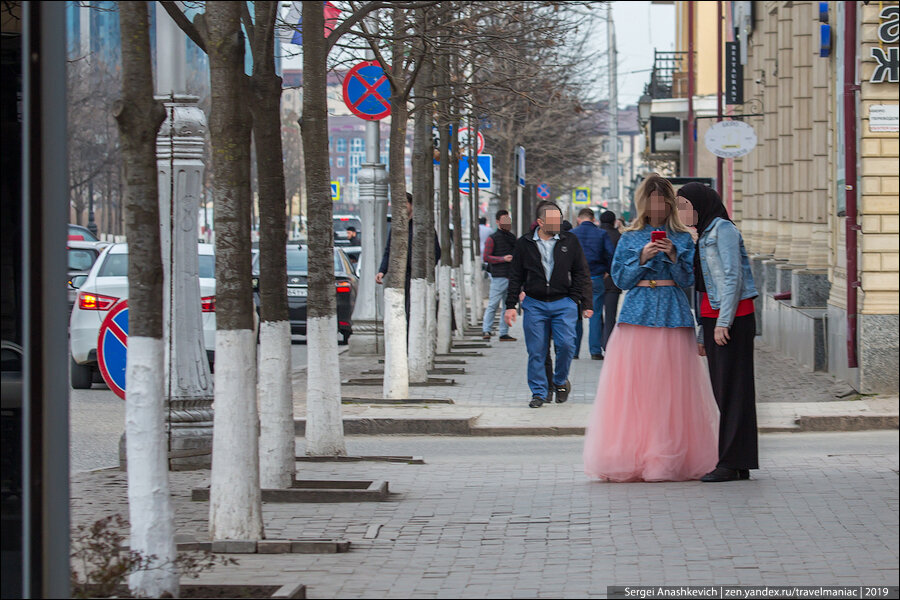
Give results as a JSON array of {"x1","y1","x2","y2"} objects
[
  {"x1": 716, "y1": 1, "x2": 724, "y2": 199},
  {"x1": 843, "y1": 1, "x2": 860, "y2": 369},
  {"x1": 687, "y1": 1, "x2": 696, "y2": 177}
]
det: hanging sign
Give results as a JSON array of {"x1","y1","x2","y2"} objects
[
  {"x1": 703, "y1": 120, "x2": 757, "y2": 158},
  {"x1": 725, "y1": 41, "x2": 744, "y2": 104}
]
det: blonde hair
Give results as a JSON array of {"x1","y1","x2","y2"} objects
[{"x1": 623, "y1": 174, "x2": 691, "y2": 233}]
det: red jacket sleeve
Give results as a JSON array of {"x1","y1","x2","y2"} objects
[{"x1": 482, "y1": 236, "x2": 507, "y2": 264}]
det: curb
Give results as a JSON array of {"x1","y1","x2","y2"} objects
[{"x1": 293, "y1": 414, "x2": 899, "y2": 436}]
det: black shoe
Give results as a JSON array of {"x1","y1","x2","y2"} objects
[
  {"x1": 591, "y1": 354, "x2": 604, "y2": 360},
  {"x1": 738, "y1": 469, "x2": 751, "y2": 480},
  {"x1": 482, "y1": 332, "x2": 492, "y2": 340},
  {"x1": 554, "y1": 380, "x2": 571, "y2": 404},
  {"x1": 529, "y1": 396, "x2": 544, "y2": 408},
  {"x1": 700, "y1": 467, "x2": 742, "y2": 482},
  {"x1": 499, "y1": 335, "x2": 517, "y2": 342}
]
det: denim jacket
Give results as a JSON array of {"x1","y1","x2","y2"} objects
[
  {"x1": 612, "y1": 226, "x2": 696, "y2": 328},
  {"x1": 697, "y1": 217, "x2": 758, "y2": 329}
]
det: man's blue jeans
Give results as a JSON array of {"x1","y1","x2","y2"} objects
[
  {"x1": 481, "y1": 275, "x2": 510, "y2": 336},
  {"x1": 574, "y1": 275, "x2": 606, "y2": 356},
  {"x1": 521, "y1": 295, "x2": 577, "y2": 399}
]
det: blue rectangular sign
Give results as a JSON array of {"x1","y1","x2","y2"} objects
[{"x1": 459, "y1": 154, "x2": 492, "y2": 190}]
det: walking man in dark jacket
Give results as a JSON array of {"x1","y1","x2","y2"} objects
[
  {"x1": 571, "y1": 208, "x2": 616, "y2": 359},
  {"x1": 598, "y1": 210, "x2": 622, "y2": 352},
  {"x1": 481, "y1": 210, "x2": 517, "y2": 341},
  {"x1": 505, "y1": 202, "x2": 592, "y2": 408}
]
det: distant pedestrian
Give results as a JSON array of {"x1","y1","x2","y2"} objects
[
  {"x1": 615, "y1": 217, "x2": 626, "y2": 232},
  {"x1": 678, "y1": 183, "x2": 759, "y2": 483},
  {"x1": 505, "y1": 202, "x2": 592, "y2": 408},
  {"x1": 481, "y1": 210, "x2": 518, "y2": 342},
  {"x1": 478, "y1": 217, "x2": 492, "y2": 258},
  {"x1": 345, "y1": 226, "x2": 360, "y2": 246},
  {"x1": 583, "y1": 174, "x2": 719, "y2": 482},
  {"x1": 572, "y1": 208, "x2": 616, "y2": 360},
  {"x1": 598, "y1": 210, "x2": 622, "y2": 353}
]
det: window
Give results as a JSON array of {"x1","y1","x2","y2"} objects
[
  {"x1": 351, "y1": 137, "x2": 364, "y2": 153},
  {"x1": 68, "y1": 249, "x2": 98, "y2": 272},
  {"x1": 336, "y1": 138, "x2": 346, "y2": 152},
  {"x1": 601, "y1": 140, "x2": 609, "y2": 153},
  {"x1": 350, "y1": 154, "x2": 361, "y2": 167},
  {"x1": 618, "y1": 139, "x2": 624, "y2": 152},
  {"x1": 337, "y1": 156, "x2": 345, "y2": 168},
  {"x1": 350, "y1": 167, "x2": 359, "y2": 184},
  {"x1": 602, "y1": 165, "x2": 610, "y2": 177},
  {"x1": 619, "y1": 165, "x2": 625, "y2": 177}
]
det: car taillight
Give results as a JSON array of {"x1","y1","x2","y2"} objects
[
  {"x1": 201, "y1": 296, "x2": 216, "y2": 313},
  {"x1": 335, "y1": 282, "x2": 351, "y2": 293},
  {"x1": 78, "y1": 292, "x2": 119, "y2": 311}
]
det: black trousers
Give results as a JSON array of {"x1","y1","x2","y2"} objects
[
  {"x1": 601, "y1": 289, "x2": 620, "y2": 351},
  {"x1": 702, "y1": 313, "x2": 759, "y2": 470}
]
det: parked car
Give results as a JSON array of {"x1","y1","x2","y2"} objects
[
  {"x1": 68, "y1": 223, "x2": 99, "y2": 242},
  {"x1": 67, "y1": 240, "x2": 110, "y2": 313},
  {"x1": 341, "y1": 246, "x2": 361, "y2": 277},
  {"x1": 252, "y1": 245, "x2": 358, "y2": 344},
  {"x1": 68, "y1": 243, "x2": 217, "y2": 389}
]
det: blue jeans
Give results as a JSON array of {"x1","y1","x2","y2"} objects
[
  {"x1": 521, "y1": 295, "x2": 578, "y2": 399},
  {"x1": 481, "y1": 275, "x2": 509, "y2": 336},
  {"x1": 574, "y1": 275, "x2": 606, "y2": 356}
]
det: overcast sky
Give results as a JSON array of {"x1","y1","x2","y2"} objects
[{"x1": 279, "y1": 1, "x2": 675, "y2": 109}]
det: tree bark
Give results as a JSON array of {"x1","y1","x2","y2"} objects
[
  {"x1": 408, "y1": 54, "x2": 431, "y2": 383},
  {"x1": 450, "y1": 103, "x2": 466, "y2": 336},
  {"x1": 206, "y1": 1, "x2": 264, "y2": 540},
  {"x1": 302, "y1": 1, "x2": 346, "y2": 455},
  {"x1": 382, "y1": 6, "x2": 412, "y2": 399},
  {"x1": 436, "y1": 53, "x2": 452, "y2": 354},
  {"x1": 248, "y1": 1, "x2": 294, "y2": 488},
  {"x1": 114, "y1": 3, "x2": 176, "y2": 596}
]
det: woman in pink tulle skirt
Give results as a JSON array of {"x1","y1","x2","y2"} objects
[{"x1": 584, "y1": 175, "x2": 719, "y2": 482}]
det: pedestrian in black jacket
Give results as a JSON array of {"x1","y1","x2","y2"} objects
[
  {"x1": 505, "y1": 202, "x2": 592, "y2": 408},
  {"x1": 598, "y1": 210, "x2": 623, "y2": 352}
]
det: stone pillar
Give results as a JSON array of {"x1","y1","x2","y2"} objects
[{"x1": 155, "y1": 96, "x2": 214, "y2": 470}]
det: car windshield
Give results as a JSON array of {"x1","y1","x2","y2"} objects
[
  {"x1": 284, "y1": 248, "x2": 342, "y2": 273},
  {"x1": 333, "y1": 218, "x2": 361, "y2": 233},
  {"x1": 69, "y1": 225, "x2": 99, "y2": 242},
  {"x1": 68, "y1": 248, "x2": 98, "y2": 272},
  {"x1": 98, "y1": 252, "x2": 215, "y2": 278}
]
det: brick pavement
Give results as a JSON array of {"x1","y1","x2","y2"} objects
[{"x1": 70, "y1": 433, "x2": 899, "y2": 597}]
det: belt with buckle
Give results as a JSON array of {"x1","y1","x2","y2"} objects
[{"x1": 636, "y1": 279, "x2": 676, "y2": 288}]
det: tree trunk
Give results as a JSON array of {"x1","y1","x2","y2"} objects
[
  {"x1": 450, "y1": 106, "x2": 466, "y2": 337},
  {"x1": 206, "y1": 2, "x2": 264, "y2": 541},
  {"x1": 469, "y1": 116, "x2": 485, "y2": 324},
  {"x1": 408, "y1": 57, "x2": 431, "y2": 383},
  {"x1": 383, "y1": 7, "x2": 411, "y2": 399},
  {"x1": 249, "y1": 1, "x2": 294, "y2": 488},
  {"x1": 302, "y1": 1, "x2": 345, "y2": 455},
  {"x1": 114, "y1": 4, "x2": 176, "y2": 596},
  {"x1": 436, "y1": 55, "x2": 452, "y2": 355}
]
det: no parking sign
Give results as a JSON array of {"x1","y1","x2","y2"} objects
[{"x1": 97, "y1": 300, "x2": 128, "y2": 399}]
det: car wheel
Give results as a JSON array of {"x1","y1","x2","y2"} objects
[{"x1": 70, "y1": 356, "x2": 93, "y2": 390}]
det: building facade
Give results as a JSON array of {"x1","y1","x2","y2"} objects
[{"x1": 643, "y1": 1, "x2": 899, "y2": 393}]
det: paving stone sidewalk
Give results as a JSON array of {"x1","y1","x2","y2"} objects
[
  {"x1": 70, "y1": 433, "x2": 900, "y2": 598},
  {"x1": 289, "y1": 318, "x2": 896, "y2": 433}
]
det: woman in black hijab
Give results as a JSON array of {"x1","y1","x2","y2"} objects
[{"x1": 678, "y1": 183, "x2": 760, "y2": 483}]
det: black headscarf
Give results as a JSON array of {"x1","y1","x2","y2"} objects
[
  {"x1": 679, "y1": 182, "x2": 730, "y2": 236},
  {"x1": 679, "y1": 182, "x2": 731, "y2": 292}
]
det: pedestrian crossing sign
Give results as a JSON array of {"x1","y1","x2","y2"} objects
[
  {"x1": 331, "y1": 181, "x2": 340, "y2": 202},
  {"x1": 459, "y1": 154, "x2": 492, "y2": 194},
  {"x1": 573, "y1": 187, "x2": 591, "y2": 205}
]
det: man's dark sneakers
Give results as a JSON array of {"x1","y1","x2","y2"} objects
[
  {"x1": 529, "y1": 395, "x2": 544, "y2": 408},
  {"x1": 499, "y1": 335, "x2": 517, "y2": 342},
  {"x1": 591, "y1": 354, "x2": 604, "y2": 360},
  {"x1": 482, "y1": 332, "x2": 492, "y2": 340},
  {"x1": 554, "y1": 380, "x2": 571, "y2": 403}
]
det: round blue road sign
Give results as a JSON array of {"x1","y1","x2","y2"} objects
[
  {"x1": 536, "y1": 183, "x2": 550, "y2": 199},
  {"x1": 97, "y1": 300, "x2": 129, "y2": 399},
  {"x1": 342, "y1": 60, "x2": 391, "y2": 121}
]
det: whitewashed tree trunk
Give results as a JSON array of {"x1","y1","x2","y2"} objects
[
  {"x1": 383, "y1": 287, "x2": 410, "y2": 398},
  {"x1": 453, "y1": 266, "x2": 467, "y2": 338},
  {"x1": 473, "y1": 258, "x2": 485, "y2": 322},
  {"x1": 209, "y1": 330, "x2": 264, "y2": 540},
  {"x1": 426, "y1": 278, "x2": 437, "y2": 369},
  {"x1": 437, "y1": 265, "x2": 453, "y2": 353},
  {"x1": 258, "y1": 320, "x2": 294, "y2": 487},
  {"x1": 305, "y1": 316, "x2": 346, "y2": 455},
  {"x1": 408, "y1": 278, "x2": 428, "y2": 381},
  {"x1": 126, "y1": 337, "x2": 177, "y2": 596},
  {"x1": 464, "y1": 249, "x2": 479, "y2": 328}
]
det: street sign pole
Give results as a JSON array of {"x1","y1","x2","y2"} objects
[{"x1": 515, "y1": 146, "x2": 525, "y2": 237}]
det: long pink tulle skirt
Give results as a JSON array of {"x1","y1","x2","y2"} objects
[{"x1": 583, "y1": 324, "x2": 720, "y2": 482}]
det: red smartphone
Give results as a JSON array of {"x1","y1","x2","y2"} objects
[{"x1": 651, "y1": 230, "x2": 667, "y2": 243}]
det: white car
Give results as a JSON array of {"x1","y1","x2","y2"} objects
[{"x1": 68, "y1": 243, "x2": 217, "y2": 389}]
